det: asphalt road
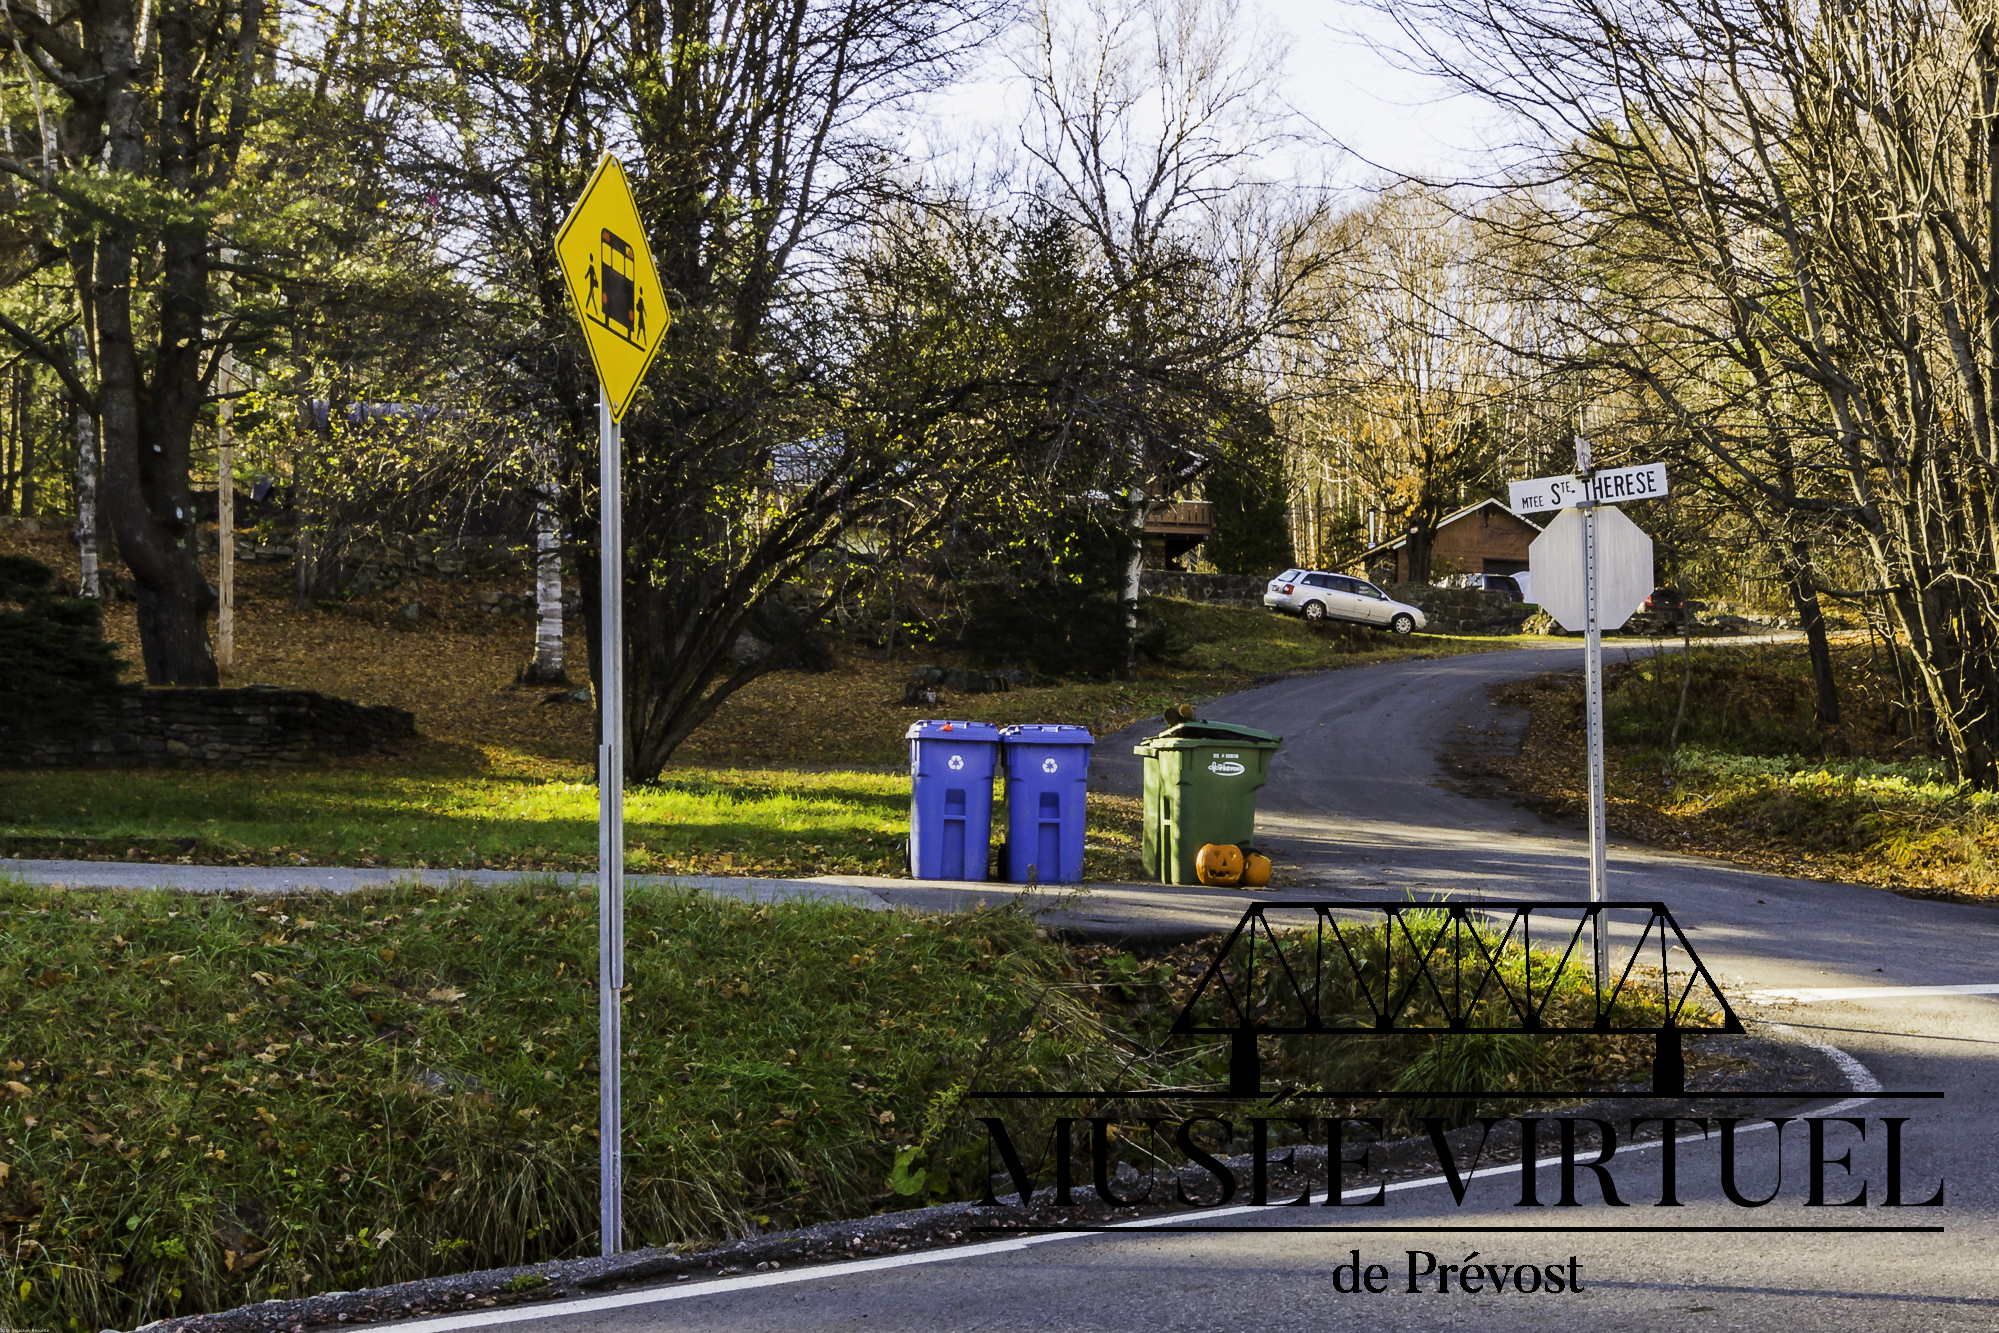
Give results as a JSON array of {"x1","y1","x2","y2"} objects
[{"x1": 355, "y1": 640, "x2": 1999, "y2": 1333}]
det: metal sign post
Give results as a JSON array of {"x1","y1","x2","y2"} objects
[
  {"x1": 1576, "y1": 438, "x2": 1609, "y2": 988},
  {"x1": 595, "y1": 387, "x2": 625, "y2": 1256},
  {"x1": 555, "y1": 153, "x2": 666, "y2": 1259}
]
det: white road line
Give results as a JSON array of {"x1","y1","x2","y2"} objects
[
  {"x1": 363, "y1": 1040, "x2": 1884, "y2": 1333},
  {"x1": 1762, "y1": 1024, "x2": 1883, "y2": 1097},
  {"x1": 1745, "y1": 983, "x2": 1999, "y2": 1004}
]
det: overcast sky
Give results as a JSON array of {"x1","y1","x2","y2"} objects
[
  {"x1": 908, "y1": 0, "x2": 1500, "y2": 198},
  {"x1": 1252, "y1": 0, "x2": 1489, "y2": 184}
]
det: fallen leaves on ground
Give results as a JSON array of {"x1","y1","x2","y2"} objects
[{"x1": 1476, "y1": 663, "x2": 1999, "y2": 902}]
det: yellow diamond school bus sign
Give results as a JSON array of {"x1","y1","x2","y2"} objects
[{"x1": 556, "y1": 154, "x2": 667, "y2": 422}]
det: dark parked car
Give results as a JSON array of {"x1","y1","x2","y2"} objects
[
  {"x1": 1632, "y1": 585, "x2": 1687, "y2": 633},
  {"x1": 1439, "y1": 572, "x2": 1529, "y2": 601}
]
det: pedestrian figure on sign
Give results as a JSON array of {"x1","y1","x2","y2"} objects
[
  {"x1": 585, "y1": 260, "x2": 599, "y2": 313},
  {"x1": 635, "y1": 292, "x2": 647, "y2": 343}
]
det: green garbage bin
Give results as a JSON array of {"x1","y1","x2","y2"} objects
[{"x1": 1134, "y1": 719, "x2": 1283, "y2": 885}]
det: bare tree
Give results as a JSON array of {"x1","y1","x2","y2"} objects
[
  {"x1": 1013, "y1": 0, "x2": 1334, "y2": 653},
  {"x1": 1320, "y1": 186, "x2": 1502, "y2": 581},
  {"x1": 1384, "y1": 0, "x2": 1999, "y2": 776},
  {"x1": 527, "y1": 430, "x2": 567, "y2": 683},
  {"x1": 1279, "y1": 185, "x2": 1568, "y2": 581},
  {"x1": 1016, "y1": 0, "x2": 1292, "y2": 295}
]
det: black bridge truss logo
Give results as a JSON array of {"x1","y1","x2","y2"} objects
[{"x1": 1171, "y1": 901, "x2": 1745, "y2": 1097}]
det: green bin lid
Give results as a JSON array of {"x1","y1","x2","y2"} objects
[{"x1": 1133, "y1": 719, "x2": 1282, "y2": 753}]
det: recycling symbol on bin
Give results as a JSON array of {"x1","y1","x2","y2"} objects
[
  {"x1": 948, "y1": 754, "x2": 965, "y2": 771},
  {"x1": 1041, "y1": 758, "x2": 1059, "y2": 774}
]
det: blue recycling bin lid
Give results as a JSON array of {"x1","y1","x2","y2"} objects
[
  {"x1": 906, "y1": 719, "x2": 1001, "y2": 742},
  {"x1": 998, "y1": 724, "x2": 1094, "y2": 744}
]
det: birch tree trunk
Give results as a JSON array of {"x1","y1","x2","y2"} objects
[
  {"x1": 528, "y1": 433, "x2": 566, "y2": 682},
  {"x1": 1387, "y1": 0, "x2": 1999, "y2": 782},
  {"x1": 70, "y1": 327, "x2": 100, "y2": 599}
]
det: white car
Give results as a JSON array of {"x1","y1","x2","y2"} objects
[{"x1": 1263, "y1": 569, "x2": 1428, "y2": 634}]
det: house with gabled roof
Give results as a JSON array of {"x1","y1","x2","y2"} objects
[{"x1": 1345, "y1": 497, "x2": 1544, "y2": 585}]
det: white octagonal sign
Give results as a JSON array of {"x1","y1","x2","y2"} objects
[{"x1": 1529, "y1": 506, "x2": 1654, "y2": 631}]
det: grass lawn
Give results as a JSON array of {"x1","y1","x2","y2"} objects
[
  {"x1": 0, "y1": 880, "x2": 1157, "y2": 1328},
  {"x1": 1, "y1": 522, "x2": 1519, "y2": 877},
  {"x1": 0, "y1": 767, "x2": 913, "y2": 878},
  {"x1": 0, "y1": 880, "x2": 1681, "y2": 1329},
  {"x1": 0, "y1": 767, "x2": 1155, "y2": 882},
  {"x1": 0, "y1": 526, "x2": 1518, "y2": 773}
]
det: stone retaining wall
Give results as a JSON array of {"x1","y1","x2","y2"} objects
[
  {"x1": 0, "y1": 688, "x2": 417, "y2": 768},
  {"x1": 1140, "y1": 571, "x2": 1266, "y2": 607},
  {"x1": 1385, "y1": 583, "x2": 1534, "y2": 636}
]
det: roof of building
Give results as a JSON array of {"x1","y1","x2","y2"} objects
[{"x1": 1354, "y1": 496, "x2": 1543, "y2": 562}]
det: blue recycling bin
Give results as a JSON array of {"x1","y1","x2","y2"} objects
[
  {"x1": 906, "y1": 719, "x2": 1001, "y2": 881},
  {"x1": 998, "y1": 724, "x2": 1094, "y2": 884}
]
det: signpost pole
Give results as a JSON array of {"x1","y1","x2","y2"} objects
[
  {"x1": 1520, "y1": 444, "x2": 1665, "y2": 992},
  {"x1": 597, "y1": 384, "x2": 625, "y2": 1257},
  {"x1": 1577, "y1": 437, "x2": 1609, "y2": 988},
  {"x1": 555, "y1": 156, "x2": 661, "y2": 1260}
]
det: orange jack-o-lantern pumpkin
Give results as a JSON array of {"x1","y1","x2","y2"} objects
[
  {"x1": 1195, "y1": 843, "x2": 1246, "y2": 886},
  {"x1": 1240, "y1": 852, "x2": 1272, "y2": 888}
]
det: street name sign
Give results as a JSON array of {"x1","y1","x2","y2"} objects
[
  {"x1": 1529, "y1": 505, "x2": 1653, "y2": 632},
  {"x1": 1508, "y1": 461, "x2": 1668, "y2": 516},
  {"x1": 556, "y1": 154, "x2": 667, "y2": 423}
]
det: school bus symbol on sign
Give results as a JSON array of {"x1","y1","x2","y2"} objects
[{"x1": 556, "y1": 154, "x2": 668, "y2": 422}]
